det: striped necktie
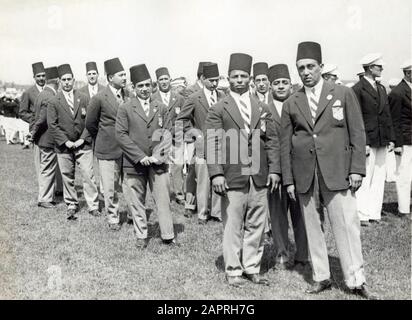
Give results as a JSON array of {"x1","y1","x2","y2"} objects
[
  {"x1": 143, "y1": 101, "x2": 150, "y2": 117},
  {"x1": 238, "y1": 99, "x2": 251, "y2": 134},
  {"x1": 116, "y1": 91, "x2": 123, "y2": 104},
  {"x1": 67, "y1": 92, "x2": 74, "y2": 115},
  {"x1": 210, "y1": 91, "x2": 216, "y2": 106},
  {"x1": 307, "y1": 87, "x2": 318, "y2": 122},
  {"x1": 163, "y1": 93, "x2": 169, "y2": 106}
]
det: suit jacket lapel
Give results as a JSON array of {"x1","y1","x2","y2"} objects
[
  {"x1": 314, "y1": 81, "x2": 334, "y2": 123},
  {"x1": 250, "y1": 98, "x2": 261, "y2": 130},
  {"x1": 361, "y1": 77, "x2": 379, "y2": 100},
  {"x1": 104, "y1": 86, "x2": 119, "y2": 113},
  {"x1": 58, "y1": 92, "x2": 74, "y2": 118},
  {"x1": 403, "y1": 80, "x2": 412, "y2": 102},
  {"x1": 295, "y1": 89, "x2": 314, "y2": 129},
  {"x1": 147, "y1": 100, "x2": 159, "y2": 124},
  {"x1": 198, "y1": 90, "x2": 210, "y2": 112},
  {"x1": 132, "y1": 98, "x2": 148, "y2": 122},
  {"x1": 223, "y1": 95, "x2": 247, "y2": 130},
  {"x1": 268, "y1": 101, "x2": 281, "y2": 125},
  {"x1": 376, "y1": 84, "x2": 387, "y2": 114},
  {"x1": 168, "y1": 92, "x2": 178, "y2": 111}
]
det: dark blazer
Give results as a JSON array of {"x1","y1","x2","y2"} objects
[
  {"x1": 281, "y1": 81, "x2": 366, "y2": 193},
  {"x1": 352, "y1": 77, "x2": 395, "y2": 147},
  {"x1": 151, "y1": 90, "x2": 185, "y2": 130},
  {"x1": 85, "y1": 85, "x2": 130, "y2": 160},
  {"x1": 31, "y1": 86, "x2": 57, "y2": 148},
  {"x1": 388, "y1": 79, "x2": 412, "y2": 146},
  {"x1": 176, "y1": 89, "x2": 225, "y2": 144},
  {"x1": 115, "y1": 97, "x2": 170, "y2": 175},
  {"x1": 78, "y1": 83, "x2": 105, "y2": 99},
  {"x1": 205, "y1": 94, "x2": 280, "y2": 189},
  {"x1": 47, "y1": 90, "x2": 92, "y2": 153},
  {"x1": 19, "y1": 85, "x2": 41, "y2": 130},
  {"x1": 267, "y1": 99, "x2": 282, "y2": 133}
]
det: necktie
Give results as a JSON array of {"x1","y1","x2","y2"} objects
[
  {"x1": 308, "y1": 87, "x2": 318, "y2": 122},
  {"x1": 143, "y1": 101, "x2": 150, "y2": 117},
  {"x1": 210, "y1": 92, "x2": 216, "y2": 106},
  {"x1": 67, "y1": 92, "x2": 74, "y2": 115},
  {"x1": 238, "y1": 99, "x2": 251, "y2": 134},
  {"x1": 163, "y1": 93, "x2": 169, "y2": 106},
  {"x1": 90, "y1": 86, "x2": 96, "y2": 98}
]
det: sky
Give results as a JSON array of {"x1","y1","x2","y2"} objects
[{"x1": 0, "y1": 0, "x2": 411, "y2": 85}]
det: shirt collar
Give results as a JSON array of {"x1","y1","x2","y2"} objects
[
  {"x1": 62, "y1": 89, "x2": 73, "y2": 96},
  {"x1": 230, "y1": 90, "x2": 250, "y2": 100},
  {"x1": 364, "y1": 75, "x2": 376, "y2": 88},
  {"x1": 36, "y1": 84, "x2": 44, "y2": 92},
  {"x1": 159, "y1": 90, "x2": 170, "y2": 98},
  {"x1": 304, "y1": 78, "x2": 324, "y2": 96},
  {"x1": 138, "y1": 97, "x2": 150, "y2": 106},
  {"x1": 404, "y1": 78, "x2": 412, "y2": 89},
  {"x1": 109, "y1": 84, "x2": 121, "y2": 97}
]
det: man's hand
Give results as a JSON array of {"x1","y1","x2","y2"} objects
[
  {"x1": 286, "y1": 185, "x2": 296, "y2": 201},
  {"x1": 387, "y1": 142, "x2": 395, "y2": 152},
  {"x1": 349, "y1": 173, "x2": 363, "y2": 192},
  {"x1": 394, "y1": 146, "x2": 403, "y2": 156},
  {"x1": 73, "y1": 139, "x2": 84, "y2": 149},
  {"x1": 140, "y1": 156, "x2": 151, "y2": 166},
  {"x1": 365, "y1": 145, "x2": 371, "y2": 157},
  {"x1": 266, "y1": 173, "x2": 281, "y2": 193},
  {"x1": 65, "y1": 141, "x2": 75, "y2": 149},
  {"x1": 212, "y1": 175, "x2": 228, "y2": 196},
  {"x1": 149, "y1": 156, "x2": 161, "y2": 165}
]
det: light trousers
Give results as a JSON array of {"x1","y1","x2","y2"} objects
[{"x1": 395, "y1": 145, "x2": 412, "y2": 214}]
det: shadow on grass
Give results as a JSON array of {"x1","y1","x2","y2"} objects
[{"x1": 382, "y1": 202, "x2": 398, "y2": 215}]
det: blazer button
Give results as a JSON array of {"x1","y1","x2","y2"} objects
[{"x1": 313, "y1": 134, "x2": 317, "y2": 138}]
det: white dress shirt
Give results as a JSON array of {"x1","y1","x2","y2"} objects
[
  {"x1": 364, "y1": 75, "x2": 378, "y2": 90},
  {"x1": 273, "y1": 99, "x2": 283, "y2": 118},
  {"x1": 138, "y1": 97, "x2": 150, "y2": 116},
  {"x1": 304, "y1": 78, "x2": 324, "y2": 104},
  {"x1": 36, "y1": 84, "x2": 44, "y2": 92},
  {"x1": 256, "y1": 91, "x2": 269, "y2": 104},
  {"x1": 230, "y1": 90, "x2": 252, "y2": 120},
  {"x1": 404, "y1": 78, "x2": 412, "y2": 90},
  {"x1": 88, "y1": 84, "x2": 99, "y2": 98},
  {"x1": 159, "y1": 90, "x2": 171, "y2": 106}
]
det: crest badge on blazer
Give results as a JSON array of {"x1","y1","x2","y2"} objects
[
  {"x1": 175, "y1": 106, "x2": 181, "y2": 114},
  {"x1": 332, "y1": 100, "x2": 344, "y2": 121}
]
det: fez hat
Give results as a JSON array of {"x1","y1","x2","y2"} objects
[
  {"x1": 45, "y1": 66, "x2": 59, "y2": 80},
  {"x1": 268, "y1": 64, "x2": 291, "y2": 83},
  {"x1": 197, "y1": 61, "x2": 210, "y2": 77},
  {"x1": 57, "y1": 64, "x2": 73, "y2": 78},
  {"x1": 296, "y1": 41, "x2": 322, "y2": 64},
  {"x1": 228, "y1": 53, "x2": 253, "y2": 74},
  {"x1": 203, "y1": 63, "x2": 219, "y2": 79},
  {"x1": 155, "y1": 67, "x2": 170, "y2": 79},
  {"x1": 130, "y1": 64, "x2": 151, "y2": 85},
  {"x1": 32, "y1": 62, "x2": 45, "y2": 76},
  {"x1": 86, "y1": 61, "x2": 98, "y2": 73},
  {"x1": 253, "y1": 62, "x2": 269, "y2": 78},
  {"x1": 104, "y1": 57, "x2": 124, "y2": 76}
]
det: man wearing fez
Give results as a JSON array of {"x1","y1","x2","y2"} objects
[
  {"x1": 115, "y1": 64, "x2": 176, "y2": 248},
  {"x1": 79, "y1": 62, "x2": 105, "y2": 99},
  {"x1": 353, "y1": 53, "x2": 395, "y2": 226},
  {"x1": 47, "y1": 64, "x2": 99, "y2": 220},
  {"x1": 280, "y1": 41, "x2": 375, "y2": 299},
  {"x1": 388, "y1": 60, "x2": 412, "y2": 217},
  {"x1": 152, "y1": 67, "x2": 186, "y2": 205},
  {"x1": 266, "y1": 64, "x2": 309, "y2": 270},
  {"x1": 20, "y1": 62, "x2": 46, "y2": 169},
  {"x1": 183, "y1": 61, "x2": 210, "y2": 98},
  {"x1": 31, "y1": 66, "x2": 61, "y2": 208},
  {"x1": 253, "y1": 62, "x2": 272, "y2": 104},
  {"x1": 177, "y1": 63, "x2": 223, "y2": 224},
  {"x1": 86, "y1": 58, "x2": 129, "y2": 231},
  {"x1": 79, "y1": 61, "x2": 105, "y2": 199},
  {"x1": 205, "y1": 53, "x2": 281, "y2": 287}
]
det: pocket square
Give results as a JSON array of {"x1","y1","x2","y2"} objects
[{"x1": 332, "y1": 99, "x2": 341, "y2": 107}]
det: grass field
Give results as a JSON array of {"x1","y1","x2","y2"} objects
[{"x1": 0, "y1": 139, "x2": 410, "y2": 300}]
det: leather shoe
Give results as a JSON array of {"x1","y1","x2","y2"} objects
[
  {"x1": 244, "y1": 273, "x2": 269, "y2": 286},
  {"x1": 89, "y1": 209, "x2": 101, "y2": 217},
  {"x1": 67, "y1": 209, "x2": 77, "y2": 220},
  {"x1": 136, "y1": 238, "x2": 148, "y2": 249},
  {"x1": 108, "y1": 223, "x2": 121, "y2": 231},
  {"x1": 198, "y1": 219, "x2": 208, "y2": 225},
  {"x1": 305, "y1": 279, "x2": 332, "y2": 294},
  {"x1": 226, "y1": 275, "x2": 246, "y2": 288},
  {"x1": 184, "y1": 209, "x2": 195, "y2": 218},
  {"x1": 351, "y1": 284, "x2": 378, "y2": 300},
  {"x1": 162, "y1": 238, "x2": 180, "y2": 247},
  {"x1": 38, "y1": 202, "x2": 56, "y2": 209},
  {"x1": 175, "y1": 198, "x2": 185, "y2": 206},
  {"x1": 360, "y1": 220, "x2": 370, "y2": 227}
]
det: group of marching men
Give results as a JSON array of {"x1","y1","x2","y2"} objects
[{"x1": 13, "y1": 40, "x2": 411, "y2": 298}]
